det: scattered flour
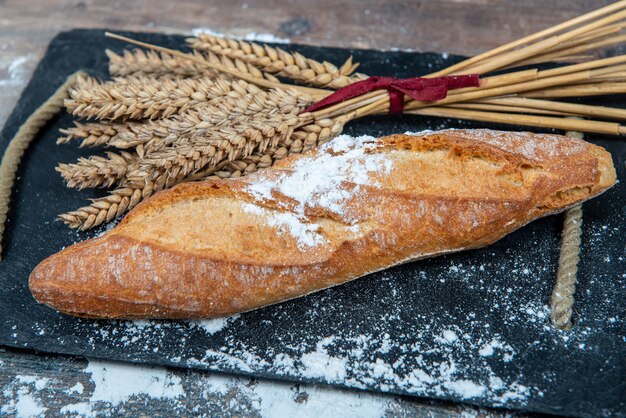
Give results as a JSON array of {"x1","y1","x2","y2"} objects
[
  {"x1": 250, "y1": 380, "x2": 390, "y2": 418},
  {"x1": 188, "y1": 314, "x2": 241, "y2": 335},
  {"x1": 60, "y1": 359, "x2": 184, "y2": 416},
  {"x1": 69, "y1": 382, "x2": 85, "y2": 395},
  {"x1": 195, "y1": 326, "x2": 533, "y2": 405},
  {"x1": 86, "y1": 359, "x2": 183, "y2": 404},
  {"x1": 0, "y1": 359, "x2": 414, "y2": 417},
  {"x1": 440, "y1": 330, "x2": 459, "y2": 343},
  {"x1": 96, "y1": 218, "x2": 120, "y2": 237},
  {"x1": 243, "y1": 203, "x2": 326, "y2": 249},
  {"x1": 0, "y1": 54, "x2": 33, "y2": 87},
  {"x1": 1, "y1": 375, "x2": 49, "y2": 417}
]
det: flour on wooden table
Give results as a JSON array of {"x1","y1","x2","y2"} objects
[
  {"x1": 0, "y1": 55, "x2": 33, "y2": 87},
  {"x1": 1, "y1": 375, "x2": 49, "y2": 417}
]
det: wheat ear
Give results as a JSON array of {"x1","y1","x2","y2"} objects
[
  {"x1": 58, "y1": 186, "x2": 145, "y2": 230},
  {"x1": 56, "y1": 151, "x2": 138, "y2": 189},
  {"x1": 107, "y1": 48, "x2": 281, "y2": 84},
  {"x1": 61, "y1": 83, "x2": 311, "y2": 155},
  {"x1": 65, "y1": 75, "x2": 268, "y2": 121},
  {"x1": 58, "y1": 122, "x2": 124, "y2": 147},
  {"x1": 187, "y1": 33, "x2": 365, "y2": 89},
  {"x1": 106, "y1": 49, "x2": 218, "y2": 79}
]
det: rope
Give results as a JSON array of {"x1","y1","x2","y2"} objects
[
  {"x1": 0, "y1": 71, "x2": 86, "y2": 262},
  {"x1": 550, "y1": 128, "x2": 584, "y2": 330}
]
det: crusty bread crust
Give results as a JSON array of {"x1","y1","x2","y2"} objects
[{"x1": 29, "y1": 129, "x2": 616, "y2": 318}]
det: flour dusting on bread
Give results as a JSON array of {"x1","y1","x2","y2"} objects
[
  {"x1": 242, "y1": 134, "x2": 394, "y2": 245},
  {"x1": 242, "y1": 203, "x2": 326, "y2": 249},
  {"x1": 425, "y1": 129, "x2": 586, "y2": 159}
]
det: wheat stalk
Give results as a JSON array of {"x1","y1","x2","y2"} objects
[
  {"x1": 60, "y1": 83, "x2": 310, "y2": 154},
  {"x1": 65, "y1": 75, "x2": 268, "y2": 120},
  {"x1": 56, "y1": 151, "x2": 138, "y2": 189},
  {"x1": 58, "y1": 122, "x2": 123, "y2": 147},
  {"x1": 107, "y1": 48, "x2": 282, "y2": 84},
  {"x1": 107, "y1": 48, "x2": 217, "y2": 79},
  {"x1": 187, "y1": 33, "x2": 366, "y2": 88}
]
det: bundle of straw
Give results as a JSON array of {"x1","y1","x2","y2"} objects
[{"x1": 58, "y1": 1, "x2": 626, "y2": 230}]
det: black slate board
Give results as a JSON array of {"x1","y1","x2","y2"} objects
[{"x1": 1, "y1": 30, "x2": 624, "y2": 417}]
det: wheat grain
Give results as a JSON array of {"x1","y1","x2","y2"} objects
[
  {"x1": 107, "y1": 48, "x2": 217, "y2": 79},
  {"x1": 58, "y1": 186, "x2": 144, "y2": 230},
  {"x1": 187, "y1": 33, "x2": 366, "y2": 88},
  {"x1": 65, "y1": 74, "x2": 265, "y2": 121},
  {"x1": 106, "y1": 48, "x2": 282, "y2": 84},
  {"x1": 56, "y1": 151, "x2": 138, "y2": 189},
  {"x1": 58, "y1": 122, "x2": 123, "y2": 147}
]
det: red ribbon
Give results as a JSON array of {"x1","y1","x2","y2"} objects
[{"x1": 302, "y1": 74, "x2": 480, "y2": 114}]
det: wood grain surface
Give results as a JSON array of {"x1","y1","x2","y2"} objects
[
  {"x1": 1, "y1": 346, "x2": 503, "y2": 417},
  {"x1": 0, "y1": 1, "x2": 615, "y2": 416}
]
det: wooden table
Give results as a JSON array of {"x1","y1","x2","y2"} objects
[{"x1": 0, "y1": 1, "x2": 614, "y2": 416}]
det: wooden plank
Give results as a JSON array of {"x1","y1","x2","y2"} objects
[{"x1": 0, "y1": 347, "x2": 501, "y2": 416}]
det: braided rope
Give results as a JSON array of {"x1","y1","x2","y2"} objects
[
  {"x1": 550, "y1": 129, "x2": 584, "y2": 330},
  {"x1": 0, "y1": 71, "x2": 86, "y2": 262}
]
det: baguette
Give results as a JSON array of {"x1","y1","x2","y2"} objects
[{"x1": 29, "y1": 129, "x2": 616, "y2": 319}]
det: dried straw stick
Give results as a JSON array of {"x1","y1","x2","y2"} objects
[
  {"x1": 523, "y1": 82, "x2": 626, "y2": 98},
  {"x1": 460, "y1": 9, "x2": 626, "y2": 75},
  {"x1": 406, "y1": 107, "x2": 624, "y2": 136},
  {"x1": 477, "y1": 97, "x2": 626, "y2": 121},
  {"x1": 430, "y1": 0, "x2": 626, "y2": 76},
  {"x1": 512, "y1": 34, "x2": 626, "y2": 68}
]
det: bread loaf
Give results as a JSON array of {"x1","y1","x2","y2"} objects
[{"x1": 29, "y1": 129, "x2": 616, "y2": 318}]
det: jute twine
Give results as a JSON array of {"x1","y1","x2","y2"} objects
[
  {"x1": 0, "y1": 71, "x2": 86, "y2": 261},
  {"x1": 550, "y1": 129, "x2": 585, "y2": 330}
]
